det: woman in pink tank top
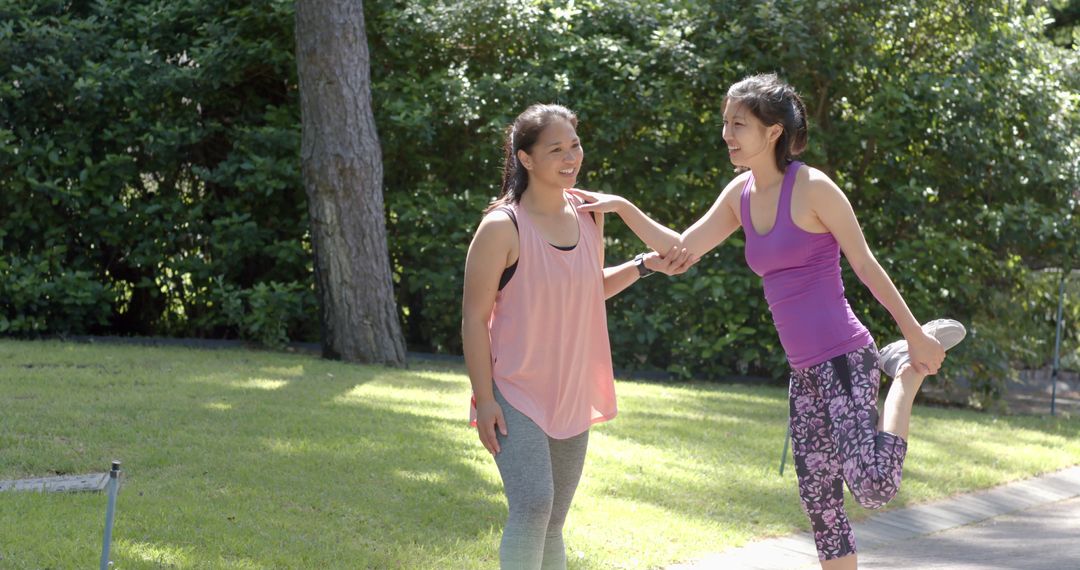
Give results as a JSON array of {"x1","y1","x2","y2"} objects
[
  {"x1": 461, "y1": 104, "x2": 693, "y2": 569},
  {"x1": 567, "y1": 75, "x2": 964, "y2": 570}
]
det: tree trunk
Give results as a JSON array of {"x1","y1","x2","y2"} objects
[{"x1": 295, "y1": 0, "x2": 405, "y2": 366}]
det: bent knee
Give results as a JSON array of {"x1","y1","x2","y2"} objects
[{"x1": 853, "y1": 487, "x2": 897, "y2": 510}]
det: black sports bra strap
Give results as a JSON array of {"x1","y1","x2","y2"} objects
[
  {"x1": 495, "y1": 206, "x2": 518, "y2": 230},
  {"x1": 494, "y1": 206, "x2": 519, "y2": 292}
]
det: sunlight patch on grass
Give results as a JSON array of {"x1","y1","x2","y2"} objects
[
  {"x1": 204, "y1": 402, "x2": 233, "y2": 411},
  {"x1": 395, "y1": 469, "x2": 447, "y2": 484},
  {"x1": 412, "y1": 371, "x2": 465, "y2": 385},
  {"x1": 568, "y1": 494, "x2": 732, "y2": 569},
  {"x1": 590, "y1": 430, "x2": 684, "y2": 464},
  {"x1": 258, "y1": 365, "x2": 305, "y2": 377},
  {"x1": 182, "y1": 371, "x2": 253, "y2": 388},
  {"x1": 334, "y1": 382, "x2": 465, "y2": 421},
  {"x1": 119, "y1": 539, "x2": 192, "y2": 566},
  {"x1": 216, "y1": 558, "x2": 265, "y2": 570},
  {"x1": 118, "y1": 539, "x2": 267, "y2": 569},
  {"x1": 459, "y1": 451, "x2": 504, "y2": 488},
  {"x1": 654, "y1": 383, "x2": 780, "y2": 407},
  {"x1": 231, "y1": 378, "x2": 288, "y2": 390},
  {"x1": 260, "y1": 437, "x2": 310, "y2": 456}
]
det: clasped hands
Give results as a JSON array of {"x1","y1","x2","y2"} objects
[
  {"x1": 563, "y1": 187, "x2": 699, "y2": 276},
  {"x1": 641, "y1": 246, "x2": 699, "y2": 276}
]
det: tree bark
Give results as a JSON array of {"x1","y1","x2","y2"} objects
[{"x1": 295, "y1": 0, "x2": 405, "y2": 366}]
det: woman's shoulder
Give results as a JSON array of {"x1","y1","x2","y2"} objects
[
  {"x1": 483, "y1": 205, "x2": 517, "y2": 225},
  {"x1": 717, "y1": 171, "x2": 753, "y2": 208},
  {"x1": 721, "y1": 170, "x2": 753, "y2": 194},
  {"x1": 791, "y1": 164, "x2": 849, "y2": 212},
  {"x1": 793, "y1": 164, "x2": 841, "y2": 193},
  {"x1": 475, "y1": 208, "x2": 519, "y2": 244}
]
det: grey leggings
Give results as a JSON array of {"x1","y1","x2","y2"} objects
[{"x1": 493, "y1": 385, "x2": 589, "y2": 570}]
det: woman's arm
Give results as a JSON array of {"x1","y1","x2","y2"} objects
[
  {"x1": 567, "y1": 174, "x2": 747, "y2": 263},
  {"x1": 807, "y1": 170, "x2": 945, "y2": 374},
  {"x1": 602, "y1": 248, "x2": 694, "y2": 299},
  {"x1": 676, "y1": 178, "x2": 745, "y2": 258},
  {"x1": 596, "y1": 197, "x2": 683, "y2": 253},
  {"x1": 589, "y1": 200, "x2": 695, "y2": 297},
  {"x1": 461, "y1": 213, "x2": 515, "y2": 454}
]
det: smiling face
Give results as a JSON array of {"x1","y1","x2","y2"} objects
[
  {"x1": 517, "y1": 117, "x2": 583, "y2": 191},
  {"x1": 722, "y1": 99, "x2": 782, "y2": 171}
]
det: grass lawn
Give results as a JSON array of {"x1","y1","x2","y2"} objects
[{"x1": 2, "y1": 339, "x2": 1079, "y2": 569}]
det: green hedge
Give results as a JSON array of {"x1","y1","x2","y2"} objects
[
  {"x1": 369, "y1": 0, "x2": 1080, "y2": 393},
  {"x1": 1, "y1": 1, "x2": 1077, "y2": 399},
  {"x1": 0, "y1": 0, "x2": 316, "y2": 348}
]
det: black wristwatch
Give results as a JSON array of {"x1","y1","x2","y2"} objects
[{"x1": 634, "y1": 253, "x2": 654, "y2": 278}]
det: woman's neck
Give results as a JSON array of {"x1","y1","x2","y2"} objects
[
  {"x1": 750, "y1": 162, "x2": 785, "y2": 192},
  {"x1": 520, "y1": 183, "x2": 567, "y2": 216}
]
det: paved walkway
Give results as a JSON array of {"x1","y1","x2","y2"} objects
[
  {"x1": 856, "y1": 496, "x2": 1080, "y2": 569},
  {"x1": 669, "y1": 465, "x2": 1080, "y2": 569}
]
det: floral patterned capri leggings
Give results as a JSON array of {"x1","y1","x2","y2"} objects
[{"x1": 789, "y1": 342, "x2": 908, "y2": 560}]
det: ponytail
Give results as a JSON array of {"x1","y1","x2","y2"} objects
[{"x1": 785, "y1": 87, "x2": 809, "y2": 161}]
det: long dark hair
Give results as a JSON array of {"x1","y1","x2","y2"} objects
[
  {"x1": 484, "y1": 104, "x2": 578, "y2": 214},
  {"x1": 724, "y1": 73, "x2": 808, "y2": 171}
]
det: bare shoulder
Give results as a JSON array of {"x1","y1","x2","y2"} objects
[
  {"x1": 707, "y1": 171, "x2": 749, "y2": 221},
  {"x1": 798, "y1": 165, "x2": 846, "y2": 204},
  {"x1": 473, "y1": 210, "x2": 518, "y2": 248},
  {"x1": 718, "y1": 170, "x2": 752, "y2": 205},
  {"x1": 723, "y1": 170, "x2": 753, "y2": 194}
]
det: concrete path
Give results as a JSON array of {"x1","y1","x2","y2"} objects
[
  {"x1": 856, "y1": 495, "x2": 1080, "y2": 569},
  {"x1": 669, "y1": 465, "x2": 1080, "y2": 569}
]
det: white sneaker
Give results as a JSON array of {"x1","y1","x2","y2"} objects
[{"x1": 879, "y1": 319, "x2": 967, "y2": 378}]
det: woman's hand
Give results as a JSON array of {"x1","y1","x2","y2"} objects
[
  {"x1": 643, "y1": 246, "x2": 699, "y2": 276},
  {"x1": 905, "y1": 330, "x2": 946, "y2": 375},
  {"x1": 475, "y1": 399, "x2": 507, "y2": 455},
  {"x1": 566, "y1": 188, "x2": 628, "y2": 215}
]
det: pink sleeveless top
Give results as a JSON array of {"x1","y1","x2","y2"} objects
[{"x1": 470, "y1": 193, "x2": 617, "y2": 439}]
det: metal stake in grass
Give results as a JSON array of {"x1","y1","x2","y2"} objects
[
  {"x1": 779, "y1": 423, "x2": 791, "y2": 476},
  {"x1": 100, "y1": 461, "x2": 121, "y2": 570},
  {"x1": 1051, "y1": 274, "x2": 1066, "y2": 416}
]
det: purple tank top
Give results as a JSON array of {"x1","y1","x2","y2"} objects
[{"x1": 741, "y1": 161, "x2": 873, "y2": 369}]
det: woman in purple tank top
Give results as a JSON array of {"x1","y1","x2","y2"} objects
[{"x1": 568, "y1": 74, "x2": 965, "y2": 569}]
